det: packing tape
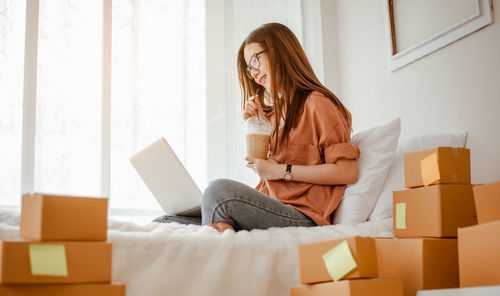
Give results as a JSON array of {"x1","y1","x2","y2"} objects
[{"x1": 421, "y1": 153, "x2": 441, "y2": 186}]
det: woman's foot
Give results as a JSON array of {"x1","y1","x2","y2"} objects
[{"x1": 208, "y1": 222, "x2": 234, "y2": 232}]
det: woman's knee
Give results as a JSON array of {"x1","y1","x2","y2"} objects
[{"x1": 202, "y1": 178, "x2": 238, "y2": 208}]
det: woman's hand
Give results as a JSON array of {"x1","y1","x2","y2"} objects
[
  {"x1": 243, "y1": 95, "x2": 264, "y2": 121},
  {"x1": 246, "y1": 157, "x2": 284, "y2": 180}
]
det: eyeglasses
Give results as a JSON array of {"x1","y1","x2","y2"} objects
[{"x1": 245, "y1": 50, "x2": 266, "y2": 78}]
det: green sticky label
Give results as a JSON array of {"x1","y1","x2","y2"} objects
[
  {"x1": 396, "y1": 202, "x2": 407, "y2": 229},
  {"x1": 322, "y1": 240, "x2": 357, "y2": 281},
  {"x1": 29, "y1": 244, "x2": 68, "y2": 277}
]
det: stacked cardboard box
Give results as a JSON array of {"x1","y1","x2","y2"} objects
[
  {"x1": 291, "y1": 236, "x2": 404, "y2": 296},
  {"x1": 417, "y1": 285, "x2": 500, "y2": 296},
  {"x1": 377, "y1": 147, "x2": 477, "y2": 296},
  {"x1": 395, "y1": 147, "x2": 475, "y2": 238},
  {"x1": 472, "y1": 181, "x2": 500, "y2": 224},
  {"x1": 458, "y1": 181, "x2": 500, "y2": 288},
  {"x1": 289, "y1": 147, "x2": 490, "y2": 296},
  {"x1": 0, "y1": 193, "x2": 125, "y2": 295},
  {"x1": 375, "y1": 238, "x2": 459, "y2": 296},
  {"x1": 416, "y1": 181, "x2": 500, "y2": 294}
]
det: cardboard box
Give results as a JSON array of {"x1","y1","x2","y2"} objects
[
  {"x1": 20, "y1": 193, "x2": 108, "y2": 241},
  {"x1": 375, "y1": 238, "x2": 459, "y2": 296},
  {"x1": 393, "y1": 185, "x2": 477, "y2": 237},
  {"x1": 473, "y1": 181, "x2": 500, "y2": 224},
  {"x1": 417, "y1": 285, "x2": 500, "y2": 296},
  {"x1": 290, "y1": 278, "x2": 404, "y2": 296},
  {"x1": 298, "y1": 236, "x2": 377, "y2": 284},
  {"x1": 458, "y1": 220, "x2": 500, "y2": 287},
  {"x1": 0, "y1": 283, "x2": 125, "y2": 296},
  {"x1": 404, "y1": 147, "x2": 470, "y2": 188},
  {"x1": 0, "y1": 241, "x2": 112, "y2": 284}
]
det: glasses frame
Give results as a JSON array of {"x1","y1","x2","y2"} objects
[{"x1": 245, "y1": 50, "x2": 267, "y2": 79}]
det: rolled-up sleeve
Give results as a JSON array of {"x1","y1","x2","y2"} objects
[{"x1": 324, "y1": 142, "x2": 360, "y2": 163}]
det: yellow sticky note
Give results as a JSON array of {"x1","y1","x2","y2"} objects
[
  {"x1": 421, "y1": 153, "x2": 440, "y2": 186},
  {"x1": 395, "y1": 202, "x2": 406, "y2": 229},
  {"x1": 322, "y1": 240, "x2": 357, "y2": 281},
  {"x1": 29, "y1": 244, "x2": 68, "y2": 277}
]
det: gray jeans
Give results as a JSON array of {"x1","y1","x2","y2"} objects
[{"x1": 153, "y1": 178, "x2": 316, "y2": 231}]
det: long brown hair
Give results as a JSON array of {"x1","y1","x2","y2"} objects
[{"x1": 237, "y1": 23, "x2": 351, "y2": 150}]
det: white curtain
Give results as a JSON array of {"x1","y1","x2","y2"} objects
[
  {"x1": 0, "y1": 0, "x2": 25, "y2": 205},
  {"x1": 35, "y1": 0, "x2": 103, "y2": 199},
  {"x1": 110, "y1": 0, "x2": 206, "y2": 210},
  {"x1": 0, "y1": 0, "x2": 206, "y2": 212}
]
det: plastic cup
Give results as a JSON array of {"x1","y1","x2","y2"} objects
[{"x1": 244, "y1": 116, "x2": 271, "y2": 159}]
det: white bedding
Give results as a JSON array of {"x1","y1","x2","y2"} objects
[{"x1": 0, "y1": 208, "x2": 393, "y2": 296}]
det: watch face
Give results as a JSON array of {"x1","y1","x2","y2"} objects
[{"x1": 284, "y1": 173, "x2": 292, "y2": 181}]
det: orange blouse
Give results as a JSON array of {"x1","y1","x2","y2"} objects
[{"x1": 255, "y1": 91, "x2": 360, "y2": 226}]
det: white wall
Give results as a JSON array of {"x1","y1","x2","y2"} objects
[
  {"x1": 320, "y1": 0, "x2": 342, "y2": 97},
  {"x1": 323, "y1": 0, "x2": 500, "y2": 184}
]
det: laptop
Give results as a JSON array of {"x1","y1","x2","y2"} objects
[{"x1": 130, "y1": 137, "x2": 202, "y2": 217}]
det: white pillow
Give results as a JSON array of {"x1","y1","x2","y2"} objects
[
  {"x1": 332, "y1": 117, "x2": 401, "y2": 225},
  {"x1": 368, "y1": 131, "x2": 468, "y2": 221}
]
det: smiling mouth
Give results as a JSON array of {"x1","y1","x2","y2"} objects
[{"x1": 259, "y1": 75, "x2": 267, "y2": 85}]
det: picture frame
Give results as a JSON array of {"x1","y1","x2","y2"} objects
[{"x1": 383, "y1": 0, "x2": 494, "y2": 72}]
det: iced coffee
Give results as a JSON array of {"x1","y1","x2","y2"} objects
[{"x1": 244, "y1": 116, "x2": 271, "y2": 159}]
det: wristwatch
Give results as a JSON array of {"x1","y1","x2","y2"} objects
[{"x1": 284, "y1": 164, "x2": 293, "y2": 181}]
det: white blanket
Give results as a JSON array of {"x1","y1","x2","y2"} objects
[{"x1": 0, "y1": 208, "x2": 393, "y2": 296}]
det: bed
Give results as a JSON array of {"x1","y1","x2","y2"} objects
[
  {"x1": 0, "y1": 124, "x2": 467, "y2": 296},
  {"x1": 0, "y1": 207, "x2": 391, "y2": 296}
]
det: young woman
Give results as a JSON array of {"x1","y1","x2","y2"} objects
[{"x1": 154, "y1": 23, "x2": 360, "y2": 232}]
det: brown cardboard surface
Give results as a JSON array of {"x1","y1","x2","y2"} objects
[
  {"x1": 20, "y1": 193, "x2": 108, "y2": 241},
  {"x1": 404, "y1": 147, "x2": 470, "y2": 188},
  {"x1": 458, "y1": 220, "x2": 500, "y2": 287},
  {"x1": 290, "y1": 278, "x2": 403, "y2": 296},
  {"x1": 417, "y1": 285, "x2": 500, "y2": 296},
  {"x1": 297, "y1": 236, "x2": 377, "y2": 284},
  {"x1": 0, "y1": 283, "x2": 125, "y2": 296},
  {"x1": 0, "y1": 241, "x2": 111, "y2": 284},
  {"x1": 375, "y1": 238, "x2": 459, "y2": 296},
  {"x1": 393, "y1": 185, "x2": 477, "y2": 237},
  {"x1": 473, "y1": 181, "x2": 500, "y2": 224}
]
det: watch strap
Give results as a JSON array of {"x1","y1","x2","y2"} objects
[{"x1": 284, "y1": 164, "x2": 293, "y2": 181}]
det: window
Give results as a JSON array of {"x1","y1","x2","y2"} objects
[{"x1": 0, "y1": 0, "x2": 206, "y2": 215}]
